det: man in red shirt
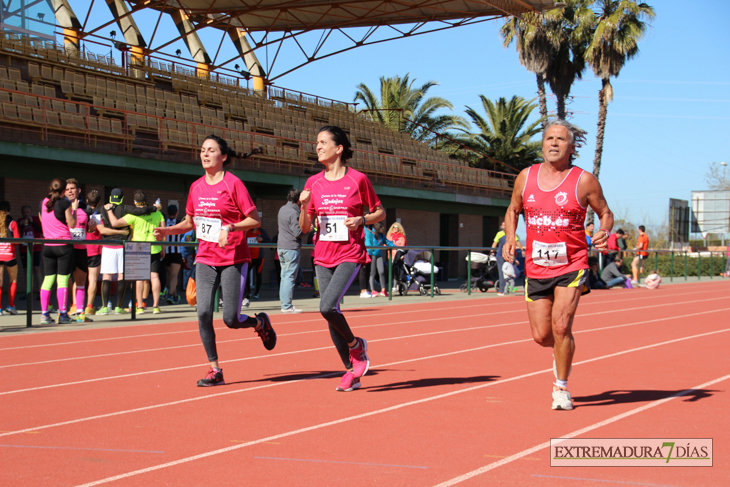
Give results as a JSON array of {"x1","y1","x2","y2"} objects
[
  {"x1": 503, "y1": 119, "x2": 613, "y2": 410},
  {"x1": 632, "y1": 225, "x2": 649, "y2": 283}
]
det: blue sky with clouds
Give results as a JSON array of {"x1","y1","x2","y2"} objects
[{"x1": 67, "y1": 1, "x2": 730, "y2": 234}]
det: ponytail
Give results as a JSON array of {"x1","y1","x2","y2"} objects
[
  {"x1": 45, "y1": 178, "x2": 66, "y2": 211},
  {"x1": 0, "y1": 201, "x2": 9, "y2": 238}
]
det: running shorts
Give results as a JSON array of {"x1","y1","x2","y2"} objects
[
  {"x1": 525, "y1": 268, "x2": 590, "y2": 302},
  {"x1": 88, "y1": 254, "x2": 101, "y2": 268},
  {"x1": 101, "y1": 246, "x2": 124, "y2": 275},
  {"x1": 73, "y1": 248, "x2": 88, "y2": 273},
  {"x1": 0, "y1": 259, "x2": 17, "y2": 267},
  {"x1": 150, "y1": 253, "x2": 163, "y2": 274}
]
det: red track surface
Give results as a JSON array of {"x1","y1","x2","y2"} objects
[{"x1": 1, "y1": 282, "x2": 729, "y2": 486}]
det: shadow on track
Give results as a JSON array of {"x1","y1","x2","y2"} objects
[
  {"x1": 226, "y1": 369, "x2": 388, "y2": 386},
  {"x1": 574, "y1": 388, "x2": 718, "y2": 407},
  {"x1": 365, "y1": 375, "x2": 499, "y2": 392}
]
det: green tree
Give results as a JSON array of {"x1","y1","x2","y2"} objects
[
  {"x1": 585, "y1": 0, "x2": 655, "y2": 224},
  {"x1": 442, "y1": 95, "x2": 544, "y2": 173},
  {"x1": 353, "y1": 74, "x2": 467, "y2": 142}
]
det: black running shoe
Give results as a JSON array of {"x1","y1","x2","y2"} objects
[
  {"x1": 197, "y1": 367, "x2": 225, "y2": 387},
  {"x1": 255, "y1": 312, "x2": 277, "y2": 350}
]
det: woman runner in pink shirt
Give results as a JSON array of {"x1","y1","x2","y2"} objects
[
  {"x1": 299, "y1": 126, "x2": 385, "y2": 392},
  {"x1": 39, "y1": 178, "x2": 78, "y2": 324},
  {"x1": 154, "y1": 135, "x2": 277, "y2": 387}
]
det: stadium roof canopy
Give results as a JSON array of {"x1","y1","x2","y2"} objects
[
  {"x1": 165, "y1": 1, "x2": 557, "y2": 32},
  {"x1": 108, "y1": 0, "x2": 559, "y2": 80}
]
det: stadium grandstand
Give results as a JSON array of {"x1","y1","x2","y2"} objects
[{"x1": 0, "y1": 0, "x2": 555, "y2": 291}]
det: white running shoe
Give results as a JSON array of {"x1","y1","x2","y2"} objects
[
  {"x1": 281, "y1": 307, "x2": 303, "y2": 314},
  {"x1": 552, "y1": 386, "x2": 574, "y2": 410},
  {"x1": 359, "y1": 291, "x2": 372, "y2": 298},
  {"x1": 241, "y1": 298, "x2": 250, "y2": 309}
]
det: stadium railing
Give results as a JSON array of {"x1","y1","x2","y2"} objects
[{"x1": 2, "y1": 238, "x2": 727, "y2": 328}]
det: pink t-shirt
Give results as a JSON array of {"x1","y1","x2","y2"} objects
[
  {"x1": 304, "y1": 168, "x2": 381, "y2": 267},
  {"x1": 0, "y1": 220, "x2": 19, "y2": 260},
  {"x1": 71, "y1": 208, "x2": 89, "y2": 250},
  {"x1": 186, "y1": 171, "x2": 257, "y2": 266},
  {"x1": 86, "y1": 226, "x2": 102, "y2": 256},
  {"x1": 40, "y1": 198, "x2": 72, "y2": 246}
]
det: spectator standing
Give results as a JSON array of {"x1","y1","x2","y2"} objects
[
  {"x1": 386, "y1": 222, "x2": 407, "y2": 247},
  {"x1": 97, "y1": 188, "x2": 157, "y2": 315},
  {"x1": 16, "y1": 205, "x2": 43, "y2": 296},
  {"x1": 0, "y1": 201, "x2": 20, "y2": 315},
  {"x1": 245, "y1": 225, "x2": 264, "y2": 302},
  {"x1": 605, "y1": 228, "x2": 625, "y2": 264},
  {"x1": 501, "y1": 259, "x2": 518, "y2": 295},
  {"x1": 724, "y1": 241, "x2": 730, "y2": 277},
  {"x1": 602, "y1": 256, "x2": 631, "y2": 288},
  {"x1": 84, "y1": 190, "x2": 103, "y2": 315},
  {"x1": 366, "y1": 222, "x2": 389, "y2": 297},
  {"x1": 493, "y1": 220, "x2": 523, "y2": 295},
  {"x1": 585, "y1": 222, "x2": 594, "y2": 249},
  {"x1": 105, "y1": 191, "x2": 165, "y2": 314},
  {"x1": 39, "y1": 178, "x2": 78, "y2": 324},
  {"x1": 65, "y1": 179, "x2": 92, "y2": 321},
  {"x1": 181, "y1": 228, "x2": 196, "y2": 293},
  {"x1": 277, "y1": 188, "x2": 303, "y2": 314},
  {"x1": 632, "y1": 225, "x2": 649, "y2": 284},
  {"x1": 163, "y1": 205, "x2": 184, "y2": 304}
]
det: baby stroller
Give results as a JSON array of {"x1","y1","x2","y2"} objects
[
  {"x1": 460, "y1": 252, "x2": 498, "y2": 293},
  {"x1": 396, "y1": 249, "x2": 441, "y2": 296}
]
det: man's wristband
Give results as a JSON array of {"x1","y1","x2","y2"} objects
[
  {"x1": 361, "y1": 216, "x2": 366, "y2": 227},
  {"x1": 599, "y1": 229, "x2": 610, "y2": 235}
]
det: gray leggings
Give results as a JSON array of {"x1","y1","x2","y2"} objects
[
  {"x1": 316, "y1": 262, "x2": 361, "y2": 369},
  {"x1": 370, "y1": 255, "x2": 386, "y2": 292},
  {"x1": 196, "y1": 262, "x2": 258, "y2": 362}
]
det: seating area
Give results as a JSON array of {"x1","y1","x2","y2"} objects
[{"x1": 0, "y1": 31, "x2": 515, "y2": 196}]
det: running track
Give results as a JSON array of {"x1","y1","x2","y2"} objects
[{"x1": 1, "y1": 281, "x2": 728, "y2": 486}]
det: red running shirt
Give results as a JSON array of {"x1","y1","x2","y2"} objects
[
  {"x1": 304, "y1": 168, "x2": 381, "y2": 268},
  {"x1": 522, "y1": 164, "x2": 588, "y2": 279},
  {"x1": 186, "y1": 171, "x2": 257, "y2": 266},
  {"x1": 0, "y1": 220, "x2": 20, "y2": 261}
]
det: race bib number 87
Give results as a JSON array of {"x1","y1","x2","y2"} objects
[
  {"x1": 319, "y1": 215, "x2": 348, "y2": 242},
  {"x1": 194, "y1": 216, "x2": 222, "y2": 243},
  {"x1": 532, "y1": 241, "x2": 568, "y2": 267}
]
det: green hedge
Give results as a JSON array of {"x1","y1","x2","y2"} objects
[{"x1": 614, "y1": 253, "x2": 729, "y2": 278}]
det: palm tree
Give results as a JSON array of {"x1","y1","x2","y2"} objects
[
  {"x1": 354, "y1": 74, "x2": 467, "y2": 143},
  {"x1": 500, "y1": 13, "x2": 554, "y2": 125},
  {"x1": 585, "y1": 0, "x2": 655, "y2": 224},
  {"x1": 501, "y1": 0, "x2": 594, "y2": 121},
  {"x1": 441, "y1": 95, "x2": 544, "y2": 173}
]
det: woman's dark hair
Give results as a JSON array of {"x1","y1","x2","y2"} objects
[
  {"x1": 204, "y1": 134, "x2": 236, "y2": 167},
  {"x1": 319, "y1": 125, "x2": 353, "y2": 162},
  {"x1": 45, "y1": 178, "x2": 66, "y2": 211},
  {"x1": 86, "y1": 190, "x2": 101, "y2": 208},
  {"x1": 373, "y1": 222, "x2": 384, "y2": 232},
  {"x1": 287, "y1": 188, "x2": 301, "y2": 203}
]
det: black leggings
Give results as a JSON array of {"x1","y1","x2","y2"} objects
[
  {"x1": 43, "y1": 244, "x2": 74, "y2": 276},
  {"x1": 316, "y1": 262, "x2": 361, "y2": 369},
  {"x1": 196, "y1": 262, "x2": 258, "y2": 362}
]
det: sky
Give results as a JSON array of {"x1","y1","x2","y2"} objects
[{"x1": 21, "y1": 1, "x2": 730, "y2": 236}]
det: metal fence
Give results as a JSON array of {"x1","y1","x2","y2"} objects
[{"x1": 1, "y1": 238, "x2": 728, "y2": 328}]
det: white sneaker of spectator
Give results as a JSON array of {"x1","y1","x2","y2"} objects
[
  {"x1": 282, "y1": 307, "x2": 303, "y2": 314},
  {"x1": 359, "y1": 291, "x2": 372, "y2": 298}
]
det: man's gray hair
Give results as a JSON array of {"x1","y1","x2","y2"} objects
[{"x1": 542, "y1": 119, "x2": 587, "y2": 148}]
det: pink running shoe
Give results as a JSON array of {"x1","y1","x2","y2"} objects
[
  {"x1": 336, "y1": 371, "x2": 361, "y2": 392},
  {"x1": 371, "y1": 291, "x2": 379, "y2": 297},
  {"x1": 349, "y1": 338, "x2": 369, "y2": 378}
]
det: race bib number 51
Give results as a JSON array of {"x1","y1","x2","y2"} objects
[
  {"x1": 194, "y1": 216, "x2": 222, "y2": 243},
  {"x1": 532, "y1": 241, "x2": 568, "y2": 267},
  {"x1": 319, "y1": 215, "x2": 348, "y2": 242}
]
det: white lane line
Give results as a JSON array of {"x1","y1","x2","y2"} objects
[
  {"x1": 2, "y1": 306, "x2": 728, "y2": 396},
  {"x1": 3, "y1": 295, "x2": 724, "y2": 367},
  {"x1": 70, "y1": 328, "x2": 730, "y2": 487},
  {"x1": 3, "y1": 314, "x2": 729, "y2": 443},
  {"x1": 0, "y1": 288, "x2": 716, "y2": 350},
  {"x1": 432, "y1": 372, "x2": 730, "y2": 487}
]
